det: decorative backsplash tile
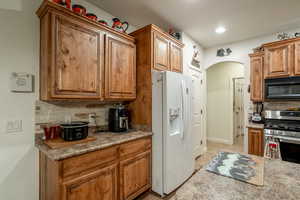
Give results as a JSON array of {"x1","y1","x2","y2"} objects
[
  {"x1": 248, "y1": 101, "x2": 300, "y2": 122},
  {"x1": 264, "y1": 102, "x2": 300, "y2": 111},
  {"x1": 35, "y1": 100, "x2": 118, "y2": 127}
]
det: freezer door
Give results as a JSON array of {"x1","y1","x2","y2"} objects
[
  {"x1": 163, "y1": 72, "x2": 194, "y2": 195},
  {"x1": 151, "y1": 71, "x2": 164, "y2": 196}
]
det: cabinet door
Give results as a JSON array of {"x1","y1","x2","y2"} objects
[
  {"x1": 105, "y1": 35, "x2": 136, "y2": 100},
  {"x1": 53, "y1": 15, "x2": 104, "y2": 99},
  {"x1": 248, "y1": 128, "x2": 263, "y2": 156},
  {"x1": 170, "y1": 42, "x2": 183, "y2": 73},
  {"x1": 250, "y1": 55, "x2": 264, "y2": 102},
  {"x1": 294, "y1": 41, "x2": 300, "y2": 75},
  {"x1": 62, "y1": 164, "x2": 118, "y2": 200},
  {"x1": 265, "y1": 43, "x2": 294, "y2": 78},
  {"x1": 120, "y1": 151, "x2": 151, "y2": 200},
  {"x1": 153, "y1": 32, "x2": 170, "y2": 71}
]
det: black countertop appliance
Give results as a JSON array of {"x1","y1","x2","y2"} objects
[
  {"x1": 109, "y1": 105, "x2": 129, "y2": 132},
  {"x1": 251, "y1": 102, "x2": 264, "y2": 124},
  {"x1": 60, "y1": 121, "x2": 89, "y2": 141}
]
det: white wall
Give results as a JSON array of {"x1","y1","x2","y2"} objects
[
  {"x1": 0, "y1": 1, "x2": 41, "y2": 200},
  {"x1": 203, "y1": 27, "x2": 300, "y2": 152},
  {"x1": 181, "y1": 33, "x2": 204, "y2": 75},
  {"x1": 182, "y1": 33, "x2": 207, "y2": 154},
  {"x1": 0, "y1": 1, "x2": 136, "y2": 200},
  {"x1": 207, "y1": 62, "x2": 244, "y2": 144},
  {"x1": 0, "y1": 0, "x2": 23, "y2": 11}
]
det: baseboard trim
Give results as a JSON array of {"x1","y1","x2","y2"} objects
[{"x1": 207, "y1": 137, "x2": 233, "y2": 145}]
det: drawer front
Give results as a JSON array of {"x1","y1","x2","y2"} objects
[
  {"x1": 62, "y1": 146, "x2": 118, "y2": 178},
  {"x1": 120, "y1": 137, "x2": 151, "y2": 160}
]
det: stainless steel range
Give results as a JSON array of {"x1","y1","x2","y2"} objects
[{"x1": 264, "y1": 110, "x2": 300, "y2": 164}]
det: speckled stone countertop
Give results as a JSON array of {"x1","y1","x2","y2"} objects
[
  {"x1": 171, "y1": 159, "x2": 300, "y2": 200},
  {"x1": 36, "y1": 130, "x2": 152, "y2": 160},
  {"x1": 247, "y1": 122, "x2": 264, "y2": 129}
]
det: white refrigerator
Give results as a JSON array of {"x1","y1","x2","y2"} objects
[{"x1": 152, "y1": 70, "x2": 194, "y2": 197}]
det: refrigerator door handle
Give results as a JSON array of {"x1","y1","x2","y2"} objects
[{"x1": 181, "y1": 80, "x2": 185, "y2": 140}]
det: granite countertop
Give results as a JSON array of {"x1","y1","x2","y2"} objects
[
  {"x1": 247, "y1": 122, "x2": 264, "y2": 129},
  {"x1": 172, "y1": 159, "x2": 300, "y2": 200},
  {"x1": 36, "y1": 130, "x2": 152, "y2": 160}
]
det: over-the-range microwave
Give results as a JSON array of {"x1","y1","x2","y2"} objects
[{"x1": 265, "y1": 77, "x2": 300, "y2": 100}]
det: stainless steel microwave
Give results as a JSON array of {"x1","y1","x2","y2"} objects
[{"x1": 265, "y1": 77, "x2": 300, "y2": 100}]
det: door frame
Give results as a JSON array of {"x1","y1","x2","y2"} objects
[{"x1": 232, "y1": 77, "x2": 245, "y2": 146}]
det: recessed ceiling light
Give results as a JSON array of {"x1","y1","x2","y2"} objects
[{"x1": 215, "y1": 26, "x2": 226, "y2": 34}]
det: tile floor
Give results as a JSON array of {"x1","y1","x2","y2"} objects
[
  {"x1": 195, "y1": 136, "x2": 244, "y2": 171},
  {"x1": 138, "y1": 136, "x2": 244, "y2": 200}
]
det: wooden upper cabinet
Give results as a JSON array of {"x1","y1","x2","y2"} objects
[
  {"x1": 105, "y1": 35, "x2": 136, "y2": 100},
  {"x1": 250, "y1": 53, "x2": 264, "y2": 102},
  {"x1": 37, "y1": 1, "x2": 136, "y2": 101},
  {"x1": 153, "y1": 31, "x2": 170, "y2": 71},
  {"x1": 248, "y1": 128, "x2": 264, "y2": 156},
  {"x1": 129, "y1": 24, "x2": 183, "y2": 74},
  {"x1": 128, "y1": 24, "x2": 184, "y2": 130},
  {"x1": 294, "y1": 41, "x2": 300, "y2": 76},
  {"x1": 170, "y1": 42, "x2": 183, "y2": 73},
  {"x1": 119, "y1": 151, "x2": 151, "y2": 200},
  {"x1": 264, "y1": 42, "x2": 294, "y2": 78},
  {"x1": 62, "y1": 164, "x2": 118, "y2": 200},
  {"x1": 53, "y1": 15, "x2": 103, "y2": 99}
]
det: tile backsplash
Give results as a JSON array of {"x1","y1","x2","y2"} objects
[
  {"x1": 35, "y1": 101, "x2": 118, "y2": 127},
  {"x1": 248, "y1": 101, "x2": 300, "y2": 122},
  {"x1": 264, "y1": 101, "x2": 300, "y2": 111}
]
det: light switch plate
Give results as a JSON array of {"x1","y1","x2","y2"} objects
[{"x1": 6, "y1": 120, "x2": 22, "y2": 133}]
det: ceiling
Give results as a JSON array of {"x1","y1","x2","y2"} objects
[{"x1": 87, "y1": 0, "x2": 300, "y2": 48}]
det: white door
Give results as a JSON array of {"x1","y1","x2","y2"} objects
[
  {"x1": 163, "y1": 72, "x2": 194, "y2": 195},
  {"x1": 191, "y1": 72, "x2": 202, "y2": 158},
  {"x1": 233, "y1": 78, "x2": 244, "y2": 143}
]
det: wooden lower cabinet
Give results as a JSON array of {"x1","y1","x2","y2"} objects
[
  {"x1": 248, "y1": 128, "x2": 264, "y2": 156},
  {"x1": 120, "y1": 151, "x2": 151, "y2": 200},
  {"x1": 62, "y1": 164, "x2": 118, "y2": 200},
  {"x1": 40, "y1": 137, "x2": 152, "y2": 200}
]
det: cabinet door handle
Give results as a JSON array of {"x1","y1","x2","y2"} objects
[{"x1": 69, "y1": 184, "x2": 80, "y2": 191}]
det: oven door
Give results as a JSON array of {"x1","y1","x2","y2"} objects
[
  {"x1": 279, "y1": 137, "x2": 300, "y2": 164},
  {"x1": 265, "y1": 77, "x2": 300, "y2": 100}
]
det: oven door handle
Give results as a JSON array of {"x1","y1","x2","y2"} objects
[
  {"x1": 267, "y1": 135, "x2": 300, "y2": 145},
  {"x1": 279, "y1": 137, "x2": 300, "y2": 145}
]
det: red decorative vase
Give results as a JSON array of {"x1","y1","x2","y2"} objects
[
  {"x1": 86, "y1": 13, "x2": 98, "y2": 21},
  {"x1": 52, "y1": 0, "x2": 71, "y2": 9},
  {"x1": 98, "y1": 20, "x2": 108, "y2": 26},
  {"x1": 112, "y1": 18, "x2": 129, "y2": 33},
  {"x1": 72, "y1": 4, "x2": 86, "y2": 16}
]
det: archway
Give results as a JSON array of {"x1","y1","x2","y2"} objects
[{"x1": 206, "y1": 61, "x2": 245, "y2": 152}]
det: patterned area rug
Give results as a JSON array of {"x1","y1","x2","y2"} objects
[{"x1": 206, "y1": 151, "x2": 264, "y2": 186}]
